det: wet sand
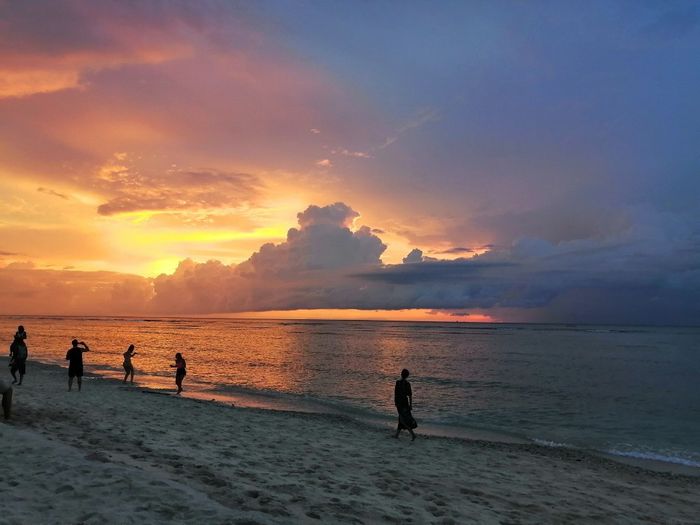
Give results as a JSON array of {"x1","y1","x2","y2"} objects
[{"x1": 1, "y1": 358, "x2": 698, "y2": 524}]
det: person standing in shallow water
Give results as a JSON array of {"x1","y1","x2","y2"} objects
[
  {"x1": 394, "y1": 368, "x2": 417, "y2": 440},
  {"x1": 170, "y1": 353, "x2": 186, "y2": 394},
  {"x1": 66, "y1": 340, "x2": 90, "y2": 391},
  {"x1": 122, "y1": 344, "x2": 137, "y2": 384}
]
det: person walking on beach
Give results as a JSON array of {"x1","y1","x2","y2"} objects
[
  {"x1": 9, "y1": 326, "x2": 28, "y2": 386},
  {"x1": 170, "y1": 352, "x2": 186, "y2": 394},
  {"x1": 394, "y1": 368, "x2": 417, "y2": 440},
  {"x1": 122, "y1": 344, "x2": 137, "y2": 384},
  {"x1": 66, "y1": 340, "x2": 90, "y2": 392}
]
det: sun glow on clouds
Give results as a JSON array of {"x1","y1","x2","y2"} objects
[
  {"x1": 0, "y1": 1, "x2": 380, "y2": 280},
  {"x1": 3, "y1": 2, "x2": 699, "y2": 323},
  {"x1": 235, "y1": 309, "x2": 498, "y2": 323}
]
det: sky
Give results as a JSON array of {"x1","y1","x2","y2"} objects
[{"x1": 0, "y1": 0, "x2": 699, "y2": 324}]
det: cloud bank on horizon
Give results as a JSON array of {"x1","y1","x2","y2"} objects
[
  {"x1": 1, "y1": 1, "x2": 699, "y2": 324},
  {"x1": 1, "y1": 202, "x2": 698, "y2": 325}
]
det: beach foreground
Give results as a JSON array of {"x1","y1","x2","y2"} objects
[{"x1": 1, "y1": 359, "x2": 698, "y2": 524}]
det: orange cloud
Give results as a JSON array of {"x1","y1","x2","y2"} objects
[{"x1": 0, "y1": 267, "x2": 153, "y2": 315}]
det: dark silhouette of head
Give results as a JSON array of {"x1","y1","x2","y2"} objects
[
  {"x1": 17, "y1": 325, "x2": 24, "y2": 332},
  {"x1": 401, "y1": 368, "x2": 410, "y2": 379},
  {"x1": 72, "y1": 339, "x2": 79, "y2": 347},
  {"x1": 175, "y1": 352, "x2": 182, "y2": 360},
  {"x1": 128, "y1": 344, "x2": 135, "y2": 352}
]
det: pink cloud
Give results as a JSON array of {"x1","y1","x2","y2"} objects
[{"x1": 0, "y1": 0, "x2": 380, "y2": 216}]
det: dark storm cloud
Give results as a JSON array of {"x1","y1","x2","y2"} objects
[
  {"x1": 437, "y1": 247, "x2": 474, "y2": 255},
  {"x1": 355, "y1": 259, "x2": 515, "y2": 285}
]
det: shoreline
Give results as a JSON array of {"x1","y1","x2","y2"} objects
[
  {"x1": 15, "y1": 356, "x2": 700, "y2": 477},
  {"x1": 1, "y1": 313, "x2": 699, "y2": 329},
  {"x1": 1, "y1": 358, "x2": 699, "y2": 523}
]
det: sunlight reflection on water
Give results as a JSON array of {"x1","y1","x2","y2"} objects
[{"x1": 1, "y1": 316, "x2": 699, "y2": 466}]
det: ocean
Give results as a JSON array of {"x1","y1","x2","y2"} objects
[{"x1": 2, "y1": 316, "x2": 699, "y2": 468}]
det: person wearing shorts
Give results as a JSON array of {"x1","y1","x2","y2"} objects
[
  {"x1": 122, "y1": 344, "x2": 137, "y2": 384},
  {"x1": 66, "y1": 339, "x2": 90, "y2": 391}
]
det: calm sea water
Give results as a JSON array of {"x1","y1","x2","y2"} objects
[{"x1": 2, "y1": 316, "x2": 699, "y2": 467}]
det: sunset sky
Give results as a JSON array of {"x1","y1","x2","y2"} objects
[{"x1": 1, "y1": 1, "x2": 699, "y2": 324}]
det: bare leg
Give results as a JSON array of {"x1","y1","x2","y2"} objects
[
  {"x1": 77, "y1": 377, "x2": 82, "y2": 391},
  {"x1": 175, "y1": 376, "x2": 183, "y2": 394},
  {"x1": 123, "y1": 371, "x2": 129, "y2": 383},
  {"x1": 409, "y1": 429, "x2": 416, "y2": 441},
  {"x1": 129, "y1": 370, "x2": 134, "y2": 384},
  {"x1": 10, "y1": 369, "x2": 17, "y2": 384},
  {"x1": 17, "y1": 372, "x2": 23, "y2": 386},
  {"x1": 68, "y1": 376, "x2": 73, "y2": 391}
]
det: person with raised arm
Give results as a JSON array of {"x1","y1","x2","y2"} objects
[
  {"x1": 66, "y1": 340, "x2": 90, "y2": 392},
  {"x1": 122, "y1": 344, "x2": 137, "y2": 384}
]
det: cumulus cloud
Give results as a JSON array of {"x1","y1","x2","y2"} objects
[
  {"x1": 402, "y1": 248, "x2": 438, "y2": 264},
  {"x1": 148, "y1": 203, "x2": 700, "y2": 323},
  {"x1": 402, "y1": 248, "x2": 424, "y2": 264},
  {"x1": 296, "y1": 202, "x2": 359, "y2": 230},
  {"x1": 150, "y1": 203, "x2": 387, "y2": 313}
]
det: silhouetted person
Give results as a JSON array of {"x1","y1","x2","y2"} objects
[
  {"x1": 8, "y1": 338, "x2": 18, "y2": 383},
  {"x1": 66, "y1": 339, "x2": 90, "y2": 391},
  {"x1": 0, "y1": 377, "x2": 12, "y2": 419},
  {"x1": 123, "y1": 344, "x2": 137, "y2": 384},
  {"x1": 170, "y1": 353, "x2": 186, "y2": 394},
  {"x1": 394, "y1": 368, "x2": 417, "y2": 440},
  {"x1": 15, "y1": 325, "x2": 27, "y2": 343},
  {"x1": 9, "y1": 327, "x2": 28, "y2": 385}
]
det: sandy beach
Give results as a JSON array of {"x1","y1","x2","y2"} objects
[{"x1": 0, "y1": 357, "x2": 697, "y2": 525}]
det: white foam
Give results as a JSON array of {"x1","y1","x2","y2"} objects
[
  {"x1": 532, "y1": 438, "x2": 572, "y2": 448},
  {"x1": 606, "y1": 449, "x2": 700, "y2": 468}
]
